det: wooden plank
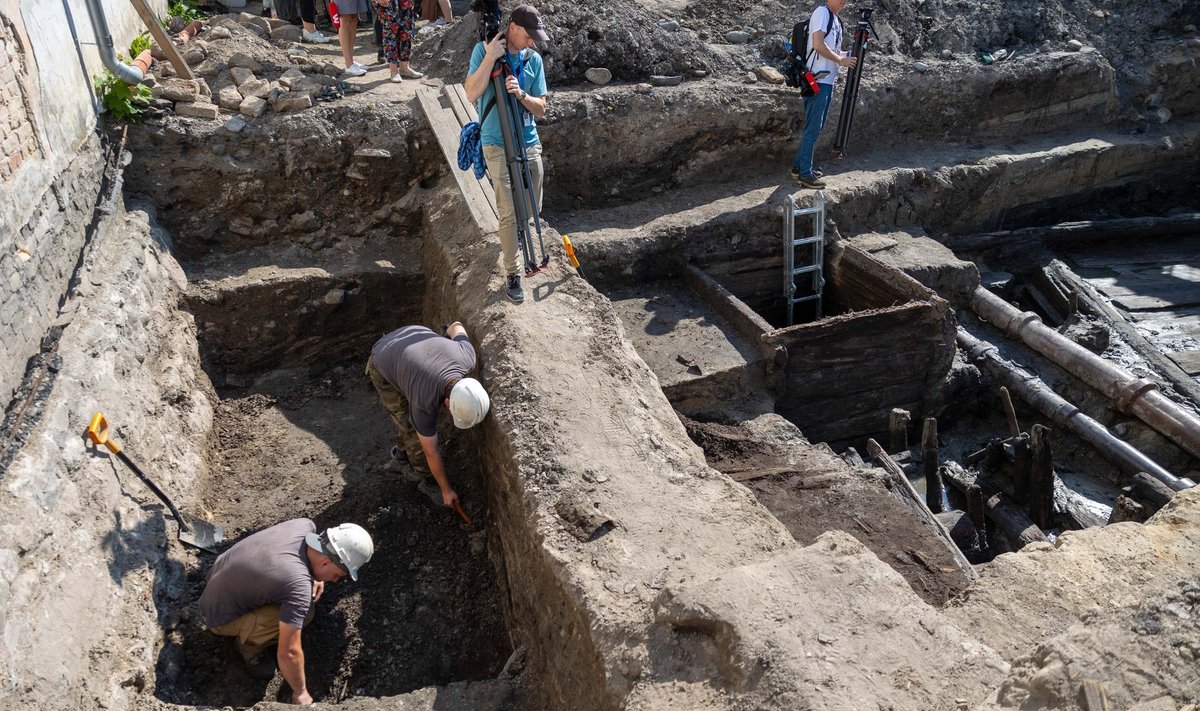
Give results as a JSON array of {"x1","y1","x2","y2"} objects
[
  {"x1": 1168, "y1": 350, "x2": 1200, "y2": 375},
  {"x1": 1128, "y1": 305, "x2": 1200, "y2": 323},
  {"x1": 128, "y1": 0, "x2": 195, "y2": 80},
  {"x1": 866, "y1": 439, "x2": 977, "y2": 580},
  {"x1": 1067, "y1": 236, "x2": 1200, "y2": 269},
  {"x1": 415, "y1": 86, "x2": 498, "y2": 234},
  {"x1": 450, "y1": 82, "x2": 480, "y2": 122},
  {"x1": 441, "y1": 84, "x2": 499, "y2": 223},
  {"x1": 1081, "y1": 679, "x2": 1108, "y2": 711}
]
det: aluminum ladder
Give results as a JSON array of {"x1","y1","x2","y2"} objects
[{"x1": 783, "y1": 191, "x2": 826, "y2": 326}]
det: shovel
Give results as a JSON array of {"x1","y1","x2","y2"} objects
[{"x1": 86, "y1": 412, "x2": 225, "y2": 554}]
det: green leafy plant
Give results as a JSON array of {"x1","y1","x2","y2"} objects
[
  {"x1": 165, "y1": 0, "x2": 204, "y2": 23},
  {"x1": 93, "y1": 71, "x2": 153, "y2": 123},
  {"x1": 129, "y1": 31, "x2": 151, "y2": 58}
]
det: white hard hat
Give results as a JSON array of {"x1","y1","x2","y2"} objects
[
  {"x1": 449, "y1": 377, "x2": 490, "y2": 429},
  {"x1": 306, "y1": 523, "x2": 374, "y2": 581}
]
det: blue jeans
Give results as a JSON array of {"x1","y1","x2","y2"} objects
[{"x1": 792, "y1": 82, "x2": 834, "y2": 177}]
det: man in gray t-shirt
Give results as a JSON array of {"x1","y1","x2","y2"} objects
[
  {"x1": 365, "y1": 322, "x2": 490, "y2": 510},
  {"x1": 200, "y1": 519, "x2": 374, "y2": 704}
]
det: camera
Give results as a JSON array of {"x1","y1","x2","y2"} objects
[{"x1": 472, "y1": 0, "x2": 502, "y2": 43}]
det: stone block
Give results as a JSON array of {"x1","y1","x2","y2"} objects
[
  {"x1": 238, "y1": 13, "x2": 271, "y2": 36},
  {"x1": 278, "y1": 68, "x2": 306, "y2": 88},
  {"x1": 224, "y1": 115, "x2": 247, "y2": 132},
  {"x1": 208, "y1": 26, "x2": 233, "y2": 40},
  {"x1": 182, "y1": 46, "x2": 207, "y2": 65},
  {"x1": 755, "y1": 66, "x2": 784, "y2": 84},
  {"x1": 228, "y1": 52, "x2": 264, "y2": 73},
  {"x1": 175, "y1": 101, "x2": 219, "y2": 119},
  {"x1": 273, "y1": 24, "x2": 303, "y2": 43},
  {"x1": 239, "y1": 77, "x2": 270, "y2": 99},
  {"x1": 239, "y1": 95, "x2": 267, "y2": 118},
  {"x1": 217, "y1": 85, "x2": 244, "y2": 110},
  {"x1": 154, "y1": 78, "x2": 202, "y2": 102},
  {"x1": 271, "y1": 94, "x2": 312, "y2": 112},
  {"x1": 585, "y1": 67, "x2": 612, "y2": 86},
  {"x1": 725, "y1": 30, "x2": 751, "y2": 44},
  {"x1": 230, "y1": 66, "x2": 255, "y2": 86},
  {"x1": 267, "y1": 84, "x2": 289, "y2": 102},
  {"x1": 649, "y1": 75, "x2": 682, "y2": 87}
]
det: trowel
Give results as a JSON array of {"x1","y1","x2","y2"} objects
[{"x1": 86, "y1": 412, "x2": 225, "y2": 554}]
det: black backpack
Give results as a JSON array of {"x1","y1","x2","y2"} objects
[{"x1": 782, "y1": 9, "x2": 835, "y2": 89}]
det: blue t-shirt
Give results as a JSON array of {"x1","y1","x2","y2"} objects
[{"x1": 468, "y1": 42, "x2": 547, "y2": 148}]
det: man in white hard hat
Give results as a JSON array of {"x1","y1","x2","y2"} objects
[
  {"x1": 199, "y1": 519, "x2": 374, "y2": 704},
  {"x1": 366, "y1": 322, "x2": 490, "y2": 510}
]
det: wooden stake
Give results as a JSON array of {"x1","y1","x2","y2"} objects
[
  {"x1": 1011, "y1": 433, "x2": 1031, "y2": 505},
  {"x1": 921, "y1": 418, "x2": 942, "y2": 513},
  {"x1": 889, "y1": 408, "x2": 911, "y2": 453},
  {"x1": 1028, "y1": 424, "x2": 1054, "y2": 528},
  {"x1": 999, "y1": 386, "x2": 1021, "y2": 437},
  {"x1": 1081, "y1": 679, "x2": 1108, "y2": 711},
  {"x1": 943, "y1": 462, "x2": 1049, "y2": 549},
  {"x1": 127, "y1": 0, "x2": 196, "y2": 80}
]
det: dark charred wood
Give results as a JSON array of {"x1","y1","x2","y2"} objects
[
  {"x1": 942, "y1": 462, "x2": 1049, "y2": 549},
  {"x1": 1028, "y1": 425, "x2": 1055, "y2": 528}
]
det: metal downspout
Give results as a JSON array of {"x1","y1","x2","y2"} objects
[
  {"x1": 971, "y1": 286, "x2": 1200, "y2": 463},
  {"x1": 82, "y1": 0, "x2": 145, "y2": 84}
]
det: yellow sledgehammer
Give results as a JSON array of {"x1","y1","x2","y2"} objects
[{"x1": 86, "y1": 412, "x2": 224, "y2": 553}]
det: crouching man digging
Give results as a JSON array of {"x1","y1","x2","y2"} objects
[
  {"x1": 199, "y1": 519, "x2": 374, "y2": 704},
  {"x1": 366, "y1": 322, "x2": 490, "y2": 510}
]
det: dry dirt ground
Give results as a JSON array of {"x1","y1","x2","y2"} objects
[{"x1": 155, "y1": 363, "x2": 513, "y2": 707}]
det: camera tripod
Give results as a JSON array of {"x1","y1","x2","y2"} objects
[{"x1": 832, "y1": 7, "x2": 877, "y2": 158}]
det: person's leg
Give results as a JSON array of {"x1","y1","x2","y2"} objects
[
  {"x1": 210, "y1": 605, "x2": 283, "y2": 660},
  {"x1": 300, "y1": 0, "x2": 316, "y2": 31},
  {"x1": 792, "y1": 84, "x2": 832, "y2": 176},
  {"x1": 397, "y1": 0, "x2": 422, "y2": 76},
  {"x1": 483, "y1": 144, "x2": 520, "y2": 280},
  {"x1": 339, "y1": 12, "x2": 359, "y2": 68},
  {"x1": 365, "y1": 358, "x2": 431, "y2": 477},
  {"x1": 376, "y1": 4, "x2": 399, "y2": 76},
  {"x1": 437, "y1": 0, "x2": 451, "y2": 21}
]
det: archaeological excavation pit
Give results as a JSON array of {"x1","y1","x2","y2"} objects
[{"x1": 4, "y1": 1, "x2": 1200, "y2": 709}]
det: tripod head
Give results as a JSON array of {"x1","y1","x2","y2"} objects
[
  {"x1": 855, "y1": 7, "x2": 879, "y2": 38},
  {"x1": 472, "y1": 0, "x2": 503, "y2": 43}
]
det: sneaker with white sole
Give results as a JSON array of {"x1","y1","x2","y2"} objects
[
  {"x1": 302, "y1": 29, "x2": 332, "y2": 43},
  {"x1": 343, "y1": 63, "x2": 367, "y2": 77},
  {"x1": 505, "y1": 274, "x2": 524, "y2": 303}
]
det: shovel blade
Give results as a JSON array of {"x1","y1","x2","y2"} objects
[{"x1": 178, "y1": 515, "x2": 225, "y2": 554}]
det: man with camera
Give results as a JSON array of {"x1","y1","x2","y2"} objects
[
  {"x1": 791, "y1": 0, "x2": 857, "y2": 189},
  {"x1": 464, "y1": 4, "x2": 550, "y2": 304}
]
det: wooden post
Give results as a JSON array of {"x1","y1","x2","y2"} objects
[
  {"x1": 921, "y1": 418, "x2": 942, "y2": 513},
  {"x1": 999, "y1": 386, "x2": 1021, "y2": 437},
  {"x1": 1011, "y1": 433, "x2": 1031, "y2": 505},
  {"x1": 127, "y1": 0, "x2": 196, "y2": 80},
  {"x1": 1081, "y1": 679, "x2": 1108, "y2": 711},
  {"x1": 943, "y1": 462, "x2": 1049, "y2": 549},
  {"x1": 889, "y1": 408, "x2": 911, "y2": 453},
  {"x1": 1028, "y1": 424, "x2": 1055, "y2": 528}
]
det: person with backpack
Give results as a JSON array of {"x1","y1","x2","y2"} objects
[
  {"x1": 791, "y1": 0, "x2": 857, "y2": 189},
  {"x1": 464, "y1": 5, "x2": 550, "y2": 304}
]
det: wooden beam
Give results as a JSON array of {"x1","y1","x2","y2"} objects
[
  {"x1": 1081, "y1": 679, "x2": 1108, "y2": 711},
  {"x1": 866, "y1": 439, "x2": 977, "y2": 579},
  {"x1": 921, "y1": 417, "x2": 944, "y2": 514},
  {"x1": 999, "y1": 386, "x2": 1021, "y2": 437},
  {"x1": 889, "y1": 408, "x2": 911, "y2": 453},
  {"x1": 128, "y1": 0, "x2": 195, "y2": 80},
  {"x1": 946, "y1": 213, "x2": 1200, "y2": 253}
]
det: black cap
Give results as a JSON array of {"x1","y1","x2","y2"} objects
[{"x1": 511, "y1": 5, "x2": 549, "y2": 42}]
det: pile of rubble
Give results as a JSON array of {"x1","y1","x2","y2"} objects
[{"x1": 145, "y1": 12, "x2": 351, "y2": 125}]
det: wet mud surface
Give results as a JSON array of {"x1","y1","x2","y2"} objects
[{"x1": 155, "y1": 361, "x2": 511, "y2": 706}]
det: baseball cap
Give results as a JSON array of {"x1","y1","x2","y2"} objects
[{"x1": 511, "y1": 5, "x2": 549, "y2": 42}]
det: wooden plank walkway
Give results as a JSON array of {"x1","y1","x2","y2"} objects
[
  {"x1": 415, "y1": 84, "x2": 499, "y2": 234},
  {"x1": 1065, "y1": 235, "x2": 1200, "y2": 378}
]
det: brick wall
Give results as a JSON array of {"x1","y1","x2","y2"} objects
[{"x1": 0, "y1": 21, "x2": 42, "y2": 182}]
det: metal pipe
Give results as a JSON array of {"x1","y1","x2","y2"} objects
[
  {"x1": 971, "y1": 286, "x2": 1200, "y2": 462},
  {"x1": 958, "y1": 329, "x2": 1195, "y2": 492},
  {"x1": 82, "y1": 0, "x2": 145, "y2": 84}
]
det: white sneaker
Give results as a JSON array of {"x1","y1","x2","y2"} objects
[
  {"x1": 430, "y1": 18, "x2": 447, "y2": 27},
  {"x1": 343, "y1": 64, "x2": 367, "y2": 77},
  {"x1": 351, "y1": 61, "x2": 371, "y2": 71},
  {"x1": 302, "y1": 29, "x2": 332, "y2": 43}
]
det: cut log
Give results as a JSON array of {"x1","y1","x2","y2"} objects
[
  {"x1": 866, "y1": 439, "x2": 977, "y2": 579},
  {"x1": 1126, "y1": 471, "x2": 1176, "y2": 515},
  {"x1": 942, "y1": 462, "x2": 1050, "y2": 549},
  {"x1": 946, "y1": 213, "x2": 1200, "y2": 253}
]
